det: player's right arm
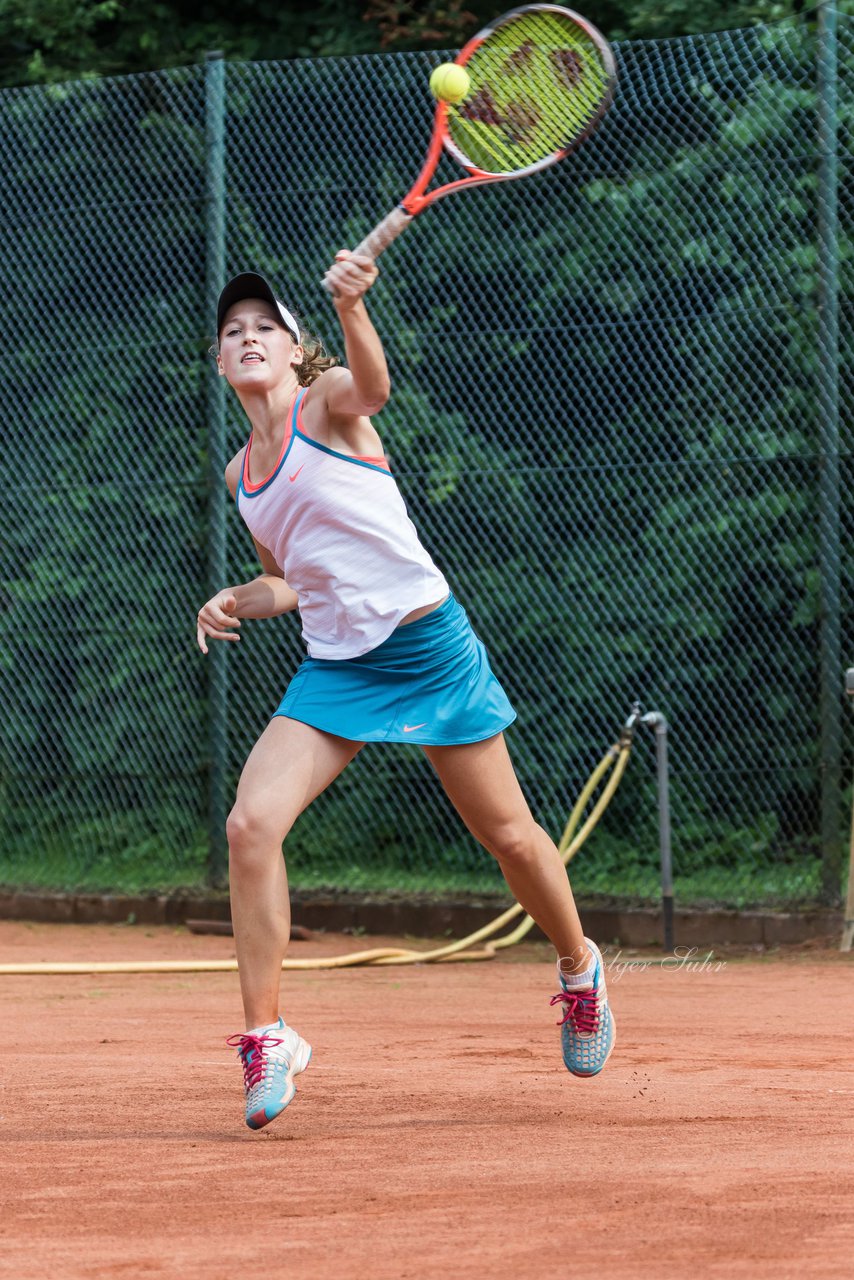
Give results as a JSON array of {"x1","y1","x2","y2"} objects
[{"x1": 195, "y1": 451, "x2": 299, "y2": 654}]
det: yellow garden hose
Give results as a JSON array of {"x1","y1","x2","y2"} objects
[{"x1": 1, "y1": 725, "x2": 635, "y2": 976}]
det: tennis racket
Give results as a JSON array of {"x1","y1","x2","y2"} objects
[{"x1": 352, "y1": 4, "x2": 616, "y2": 261}]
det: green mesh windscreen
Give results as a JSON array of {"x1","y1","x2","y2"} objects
[{"x1": 0, "y1": 12, "x2": 851, "y2": 909}]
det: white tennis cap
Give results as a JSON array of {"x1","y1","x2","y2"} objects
[{"x1": 216, "y1": 272, "x2": 301, "y2": 343}]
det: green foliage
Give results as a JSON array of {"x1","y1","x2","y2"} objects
[
  {"x1": 604, "y1": 3, "x2": 854, "y2": 41},
  {"x1": 4, "y1": 1, "x2": 854, "y2": 89},
  {"x1": 0, "y1": 0, "x2": 386, "y2": 87}
]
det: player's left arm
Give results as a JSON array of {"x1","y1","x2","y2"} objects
[{"x1": 311, "y1": 251, "x2": 391, "y2": 421}]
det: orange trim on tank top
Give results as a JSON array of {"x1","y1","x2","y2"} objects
[
  {"x1": 241, "y1": 391, "x2": 298, "y2": 493},
  {"x1": 296, "y1": 390, "x2": 391, "y2": 472}
]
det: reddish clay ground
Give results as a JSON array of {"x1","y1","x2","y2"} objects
[{"x1": 1, "y1": 921, "x2": 852, "y2": 1279}]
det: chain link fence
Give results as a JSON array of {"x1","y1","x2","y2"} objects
[{"x1": 0, "y1": 11, "x2": 851, "y2": 908}]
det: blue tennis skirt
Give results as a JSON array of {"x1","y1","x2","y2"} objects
[{"x1": 275, "y1": 594, "x2": 516, "y2": 746}]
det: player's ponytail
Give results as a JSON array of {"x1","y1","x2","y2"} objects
[{"x1": 295, "y1": 331, "x2": 339, "y2": 386}]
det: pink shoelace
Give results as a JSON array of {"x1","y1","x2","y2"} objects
[
  {"x1": 225, "y1": 1032, "x2": 284, "y2": 1090},
  {"x1": 550, "y1": 989, "x2": 600, "y2": 1035}
]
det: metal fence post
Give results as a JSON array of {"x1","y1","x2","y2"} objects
[
  {"x1": 841, "y1": 671, "x2": 854, "y2": 949},
  {"x1": 816, "y1": 2, "x2": 842, "y2": 904},
  {"x1": 641, "y1": 712, "x2": 674, "y2": 951},
  {"x1": 204, "y1": 51, "x2": 228, "y2": 886}
]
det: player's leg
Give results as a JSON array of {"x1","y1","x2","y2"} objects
[
  {"x1": 423, "y1": 733, "x2": 587, "y2": 962},
  {"x1": 226, "y1": 717, "x2": 361, "y2": 1129},
  {"x1": 423, "y1": 732, "x2": 615, "y2": 1076},
  {"x1": 227, "y1": 715, "x2": 362, "y2": 1030}
]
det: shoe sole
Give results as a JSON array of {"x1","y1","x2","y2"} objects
[{"x1": 247, "y1": 1038, "x2": 312, "y2": 1130}]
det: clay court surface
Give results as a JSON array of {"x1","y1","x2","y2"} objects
[{"x1": 1, "y1": 921, "x2": 852, "y2": 1279}]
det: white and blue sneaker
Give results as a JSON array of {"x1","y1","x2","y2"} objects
[
  {"x1": 550, "y1": 938, "x2": 615, "y2": 1077},
  {"x1": 226, "y1": 1016, "x2": 312, "y2": 1130}
]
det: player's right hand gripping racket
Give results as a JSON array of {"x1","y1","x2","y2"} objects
[{"x1": 353, "y1": 4, "x2": 616, "y2": 261}]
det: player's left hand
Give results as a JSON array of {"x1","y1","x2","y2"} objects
[{"x1": 323, "y1": 250, "x2": 378, "y2": 308}]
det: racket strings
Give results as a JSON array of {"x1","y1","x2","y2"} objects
[{"x1": 448, "y1": 10, "x2": 612, "y2": 175}]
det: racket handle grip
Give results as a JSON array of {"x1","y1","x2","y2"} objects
[
  {"x1": 322, "y1": 207, "x2": 413, "y2": 294},
  {"x1": 353, "y1": 206, "x2": 413, "y2": 261}
]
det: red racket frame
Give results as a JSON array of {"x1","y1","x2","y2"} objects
[{"x1": 349, "y1": 5, "x2": 617, "y2": 261}]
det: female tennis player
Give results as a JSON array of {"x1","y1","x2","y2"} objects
[{"x1": 197, "y1": 251, "x2": 615, "y2": 1129}]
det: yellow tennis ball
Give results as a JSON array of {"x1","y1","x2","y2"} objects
[{"x1": 429, "y1": 63, "x2": 471, "y2": 104}]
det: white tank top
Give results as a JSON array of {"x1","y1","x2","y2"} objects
[{"x1": 235, "y1": 387, "x2": 449, "y2": 659}]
